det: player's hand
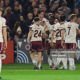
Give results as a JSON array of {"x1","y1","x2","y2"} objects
[
  {"x1": 50, "y1": 42, "x2": 54, "y2": 48},
  {"x1": 27, "y1": 39, "x2": 30, "y2": 44},
  {"x1": 61, "y1": 40, "x2": 65, "y2": 48}
]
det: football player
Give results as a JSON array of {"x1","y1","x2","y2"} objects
[
  {"x1": 38, "y1": 10, "x2": 53, "y2": 68},
  {"x1": 65, "y1": 14, "x2": 80, "y2": 70},
  {"x1": 0, "y1": 8, "x2": 7, "y2": 79},
  {"x1": 51, "y1": 15, "x2": 67, "y2": 70},
  {"x1": 27, "y1": 17, "x2": 47, "y2": 70}
]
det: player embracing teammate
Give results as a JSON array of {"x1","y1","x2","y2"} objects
[
  {"x1": 51, "y1": 15, "x2": 67, "y2": 70},
  {"x1": 51, "y1": 14, "x2": 80, "y2": 70},
  {"x1": 27, "y1": 9, "x2": 80, "y2": 70}
]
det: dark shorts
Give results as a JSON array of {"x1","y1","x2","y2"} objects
[
  {"x1": 65, "y1": 43, "x2": 76, "y2": 58},
  {"x1": 31, "y1": 41, "x2": 43, "y2": 52},
  {"x1": 0, "y1": 42, "x2": 3, "y2": 54},
  {"x1": 56, "y1": 40, "x2": 63, "y2": 49},
  {"x1": 45, "y1": 41, "x2": 50, "y2": 50},
  {"x1": 42, "y1": 38, "x2": 46, "y2": 49},
  {"x1": 65, "y1": 43, "x2": 76, "y2": 50}
]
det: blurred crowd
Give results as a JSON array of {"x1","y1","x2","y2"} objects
[
  {"x1": 0, "y1": 0, "x2": 80, "y2": 41},
  {"x1": 0, "y1": 0, "x2": 79, "y2": 44}
]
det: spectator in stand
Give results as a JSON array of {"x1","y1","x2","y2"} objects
[
  {"x1": 49, "y1": 1, "x2": 59, "y2": 13},
  {"x1": 75, "y1": 0, "x2": 80, "y2": 8},
  {"x1": 58, "y1": 3, "x2": 71, "y2": 17},
  {"x1": 16, "y1": 27, "x2": 23, "y2": 38},
  {"x1": 74, "y1": 8, "x2": 80, "y2": 16},
  {"x1": 26, "y1": 13, "x2": 33, "y2": 33},
  {"x1": 0, "y1": 0, "x2": 5, "y2": 9},
  {"x1": 4, "y1": 0, "x2": 10, "y2": 7},
  {"x1": 3, "y1": 7, "x2": 12, "y2": 29},
  {"x1": 33, "y1": 7, "x2": 38, "y2": 18},
  {"x1": 27, "y1": 0, "x2": 38, "y2": 13}
]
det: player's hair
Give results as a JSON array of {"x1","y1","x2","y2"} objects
[
  {"x1": 60, "y1": 15, "x2": 66, "y2": 22},
  {"x1": 70, "y1": 14, "x2": 77, "y2": 20},
  {"x1": 38, "y1": 9, "x2": 44, "y2": 15},
  {"x1": 34, "y1": 17, "x2": 39, "y2": 22}
]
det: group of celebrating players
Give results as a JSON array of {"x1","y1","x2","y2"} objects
[
  {"x1": 0, "y1": 8, "x2": 80, "y2": 79},
  {"x1": 27, "y1": 10, "x2": 80, "y2": 70}
]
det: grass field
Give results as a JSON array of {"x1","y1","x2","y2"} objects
[{"x1": 1, "y1": 64, "x2": 80, "y2": 80}]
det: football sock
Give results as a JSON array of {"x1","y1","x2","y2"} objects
[
  {"x1": 48, "y1": 57, "x2": 52, "y2": 66},
  {"x1": 62, "y1": 57, "x2": 67, "y2": 69},
  {"x1": 69, "y1": 58, "x2": 75, "y2": 70},
  {"x1": 32, "y1": 60, "x2": 36, "y2": 66},
  {"x1": 38, "y1": 63, "x2": 41, "y2": 69},
  {"x1": 52, "y1": 57, "x2": 57, "y2": 66}
]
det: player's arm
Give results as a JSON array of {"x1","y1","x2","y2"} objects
[
  {"x1": 42, "y1": 23, "x2": 49, "y2": 38},
  {"x1": 61, "y1": 29, "x2": 65, "y2": 40},
  {"x1": 44, "y1": 22, "x2": 49, "y2": 32},
  {"x1": 50, "y1": 30, "x2": 55, "y2": 47},
  {"x1": 27, "y1": 30, "x2": 32, "y2": 43},
  {"x1": 43, "y1": 22, "x2": 51, "y2": 38},
  {"x1": 61, "y1": 29, "x2": 65, "y2": 48},
  {"x1": 3, "y1": 26, "x2": 7, "y2": 49}
]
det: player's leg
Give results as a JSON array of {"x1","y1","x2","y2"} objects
[
  {"x1": 30, "y1": 41, "x2": 38, "y2": 69},
  {"x1": 68, "y1": 44, "x2": 76, "y2": 70},
  {"x1": 48, "y1": 55, "x2": 53, "y2": 68},
  {"x1": 37, "y1": 52, "x2": 42, "y2": 70},
  {"x1": 61, "y1": 56, "x2": 67, "y2": 69},
  {"x1": 69, "y1": 57, "x2": 75, "y2": 70},
  {"x1": 0, "y1": 43, "x2": 3, "y2": 79},
  {"x1": 59, "y1": 41, "x2": 67, "y2": 70},
  {"x1": 69, "y1": 53, "x2": 75, "y2": 70},
  {"x1": 51, "y1": 43, "x2": 57, "y2": 68},
  {"x1": 0, "y1": 54, "x2": 2, "y2": 73},
  {"x1": 30, "y1": 52, "x2": 37, "y2": 65},
  {"x1": 55, "y1": 40, "x2": 63, "y2": 69},
  {"x1": 37, "y1": 41, "x2": 43, "y2": 70},
  {"x1": 46, "y1": 42, "x2": 53, "y2": 68}
]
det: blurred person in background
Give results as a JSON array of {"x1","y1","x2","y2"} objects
[
  {"x1": 33, "y1": 7, "x2": 38, "y2": 18},
  {"x1": 74, "y1": 8, "x2": 80, "y2": 16},
  {"x1": 49, "y1": 1, "x2": 59, "y2": 13},
  {"x1": 58, "y1": 3, "x2": 71, "y2": 17},
  {"x1": 18, "y1": 15, "x2": 26, "y2": 36},
  {"x1": 4, "y1": 0, "x2": 10, "y2": 7},
  {"x1": 16, "y1": 27, "x2": 23, "y2": 38},
  {"x1": 26, "y1": 13, "x2": 33, "y2": 33},
  {"x1": 13, "y1": 15, "x2": 26, "y2": 38},
  {"x1": 3, "y1": 7, "x2": 13, "y2": 29},
  {"x1": 39, "y1": 4, "x2": 47, "y2": 12},
  {"x1": 0, "y1": 0, "x2": 4, "y2": 9}
]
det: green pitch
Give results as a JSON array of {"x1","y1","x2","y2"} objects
[{"x1": 1, "y1": 64, "x2": 80, "y2": 80}]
